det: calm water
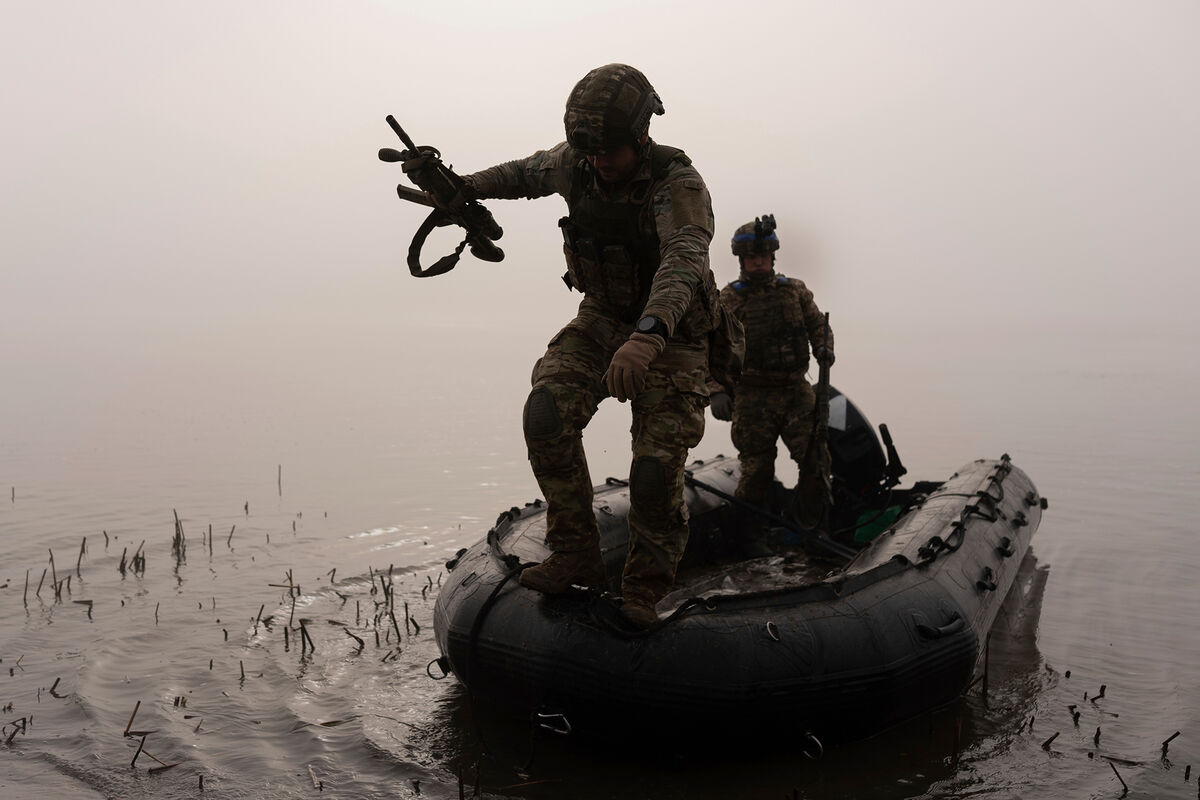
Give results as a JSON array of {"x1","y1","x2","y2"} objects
[{"x1": 2, "y1": 318, "x2": 1198, "y2": 799}]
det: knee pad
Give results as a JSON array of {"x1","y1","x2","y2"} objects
[
  {"x1": 630, "y1": 456, "x2": 668, "y2": 515},
  {"x1": 523, "y1": 386, "x2": 562, "y2": 441}
]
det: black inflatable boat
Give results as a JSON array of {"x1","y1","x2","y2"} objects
[{"x1": 432, "y1": 390, "x2": 1046, "y2": 745}]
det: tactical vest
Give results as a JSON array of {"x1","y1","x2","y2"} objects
[
  {"x1": 559, "y1": 144, "x2": 690, "y2": 322},
  {"x1": 730, "y1": 275, "x2": 810, "y2": 379}
]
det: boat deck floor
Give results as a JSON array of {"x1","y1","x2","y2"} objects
[{"x1": 661, "y1": 534, "x2": 839, "y2": 612}]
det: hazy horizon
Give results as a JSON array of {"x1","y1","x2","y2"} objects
[{"x1": 3, "y1": 1, "x2": 1198, "y2": 495}]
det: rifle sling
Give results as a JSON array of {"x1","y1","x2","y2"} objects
[{"x1": 408, "y1": 208, "x2": 466, "y2": 278}]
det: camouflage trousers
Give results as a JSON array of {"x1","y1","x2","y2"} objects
[
  {"x1": 522, "y1": 308, "x2": 709, "y2": 604},
  {"x1": 730, "y1": 380, "x2": 830, "y2": 521}
]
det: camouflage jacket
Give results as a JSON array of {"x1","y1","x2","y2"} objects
[
  {"x1": 718, "y1": 271, "x2": 832, "y2": 386},
  {"x1": 463, "y1": 140, "x2": 718, "y2": 341}
]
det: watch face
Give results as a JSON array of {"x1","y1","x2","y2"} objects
[{"x1": 637, "y1": 317, "x2": 657, "y2": 332}]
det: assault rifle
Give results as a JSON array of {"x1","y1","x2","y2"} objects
[
  {"x1": 794, "y1": 312, "x2": 833, "y2": 532},
  {"x1": 378, "y1": 115, "x2": 504, "y2": 277}
]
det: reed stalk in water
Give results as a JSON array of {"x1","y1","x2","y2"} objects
[
  {"x1": 124, "y1": 700, "x2": 141, "y2": 736},
  {"x1": 1108, "y1": 761, "x2": 1127, "y2": 794}
]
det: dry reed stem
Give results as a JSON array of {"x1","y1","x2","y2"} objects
[{"x1": 124, "y1": 700, "x2": 141, "y2": 736}]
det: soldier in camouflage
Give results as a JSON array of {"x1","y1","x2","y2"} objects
[
  {"x1": 458, "y1": 64, "x2": 721, "y2": 630},
  {"x1": 711, "y1": 216, "x2": 835, "y2": 542}
]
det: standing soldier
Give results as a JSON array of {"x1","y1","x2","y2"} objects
[
  {"x1": 446, "y1": 64, "x2": 721, "y2": 629},
  {"x1": 709, "y1": 216, "x2": 835, "y2": 547}
]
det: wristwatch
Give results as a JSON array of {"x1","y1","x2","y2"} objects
[{"x1": 635, "y1": 315, "x2": 669, "y2": 340}]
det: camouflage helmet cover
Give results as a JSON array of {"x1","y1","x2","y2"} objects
[
  {"x1": 564, "y1": 63, "x2": 665, "y2": 154},
  {"x1": 731, "y1": 214, "x2": 780, "y2": 256}
]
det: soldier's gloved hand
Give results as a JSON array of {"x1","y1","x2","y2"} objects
[
  {"x1": 710, "y1": 391, "x2": 733, "y2": 421},
  {"x1": 401, "y1": 151, "x2": 441, "y2": 197},
  {"x1": 814, "y1": 346, "x2": 835, "y2": 367},
  {"x1": 604, "y1": 333, "x2": 665, "y2": 402},
  {"x1": 401, "y1": 151, "x2": 436, "y2": 178}
]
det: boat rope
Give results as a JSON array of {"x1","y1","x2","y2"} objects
[
  {"x1": 461, "y1": 456, "x2": 1030, "y2": 644},
  {"x1": 584, "y1": 593, "x2": 713, "y2": 638},
  {"x1": 452, "y1": 510, "x2": 539, "y2": 764},
  {"x1": 916, "y1": 456, "x2": 1014, "y2": 567}
]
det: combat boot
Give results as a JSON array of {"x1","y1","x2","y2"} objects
[
  {"x1": 619, "y1": 591, "x2": 660, "y2": 630},
  {"x1": 519, "y1": 545, "x2": 605, "y2": 594}
]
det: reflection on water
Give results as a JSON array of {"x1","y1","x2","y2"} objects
[
  {"x1": 0, "y1": 456, "x2": 1056, "y2": 800},
  {"x1": 3, "y1": 321, "x2": 1200, "y2": 798}
]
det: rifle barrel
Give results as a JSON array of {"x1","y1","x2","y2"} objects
[{"x1": 385, "y1": 115, "x2": 418, "y2": 151}]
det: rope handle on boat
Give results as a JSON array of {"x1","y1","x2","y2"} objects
[
  {"x1": 426, "y1": 656, "x2": 451, "y2": 680},
  {"x1": 965, "y1": 491, "x2": 1001, "y2": 522},
  {"x1": 976, "y1": 566, "x2": 997, "y2": 592},
  {"x1": 534, "y1": 711, "x2": 573, "y2": 736},
  {"x1": 917, "y1": 535, "x2": 945, "y2": 564},
  {"x1": 587, "y1": 594, "x2": 713, "y2": 638},
  {"x1": 915, "y1": 612, "x2": 965, "y2": 640},
  {"x1": 918, "y1": 456, "x2": 1018, "y2": 566}
]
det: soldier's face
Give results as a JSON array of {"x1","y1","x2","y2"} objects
[
  {"x1": 742, "y1": 253, "x2": 773, "y2": 275},
  {"x1": 587, "y1": 144, "x2": 640, "y2": 186}
]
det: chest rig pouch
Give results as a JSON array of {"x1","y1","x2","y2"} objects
[
  {"x1": 736, "y1": 276, "x2": 810, "y2": 376},
  {"x1": 559, "y1": 145, "x2": 688, "y2": 322}
]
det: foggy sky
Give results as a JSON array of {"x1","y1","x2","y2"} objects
[{"x1": 3, "y1": 1, "x2": 1198, "y2": 456}]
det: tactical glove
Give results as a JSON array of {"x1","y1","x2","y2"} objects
[
  {"x1": 401, "y1": 152, "x2": 437, "y2": 183},
  {"x1": 604, "y1": 333, "x2": 665, "y2": 402},
  {"x1": 814, "y1": 346, "x2": 835, "y2": 367},
  {"x1": 709, "y1": 391, "x2": 733, "y2": 421},
  {"x1": 400, "y1": 153, "x2": 472, "y2": 210}
]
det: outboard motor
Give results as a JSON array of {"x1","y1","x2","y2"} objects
[{"x1": 826, "y1": 387, "x2": 907, "y2": 539}]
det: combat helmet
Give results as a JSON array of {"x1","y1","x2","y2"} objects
[
  {"x1": 731, "y1": 215, "x2": 779, "y2": 256},
  {"x1": 564, "y1": 64, "x2": 664, "y2": 154}
]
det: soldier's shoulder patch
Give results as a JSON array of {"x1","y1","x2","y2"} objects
[
  {"x1": 659, "y1": 174, "x2": 712, "y2": 233},
  {"x1": 730, "y1": 280, "x2": 750, "y2": 294}
]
